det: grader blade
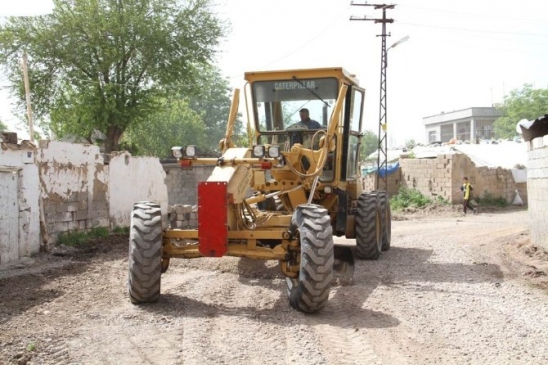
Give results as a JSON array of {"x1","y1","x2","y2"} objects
[{"x1": 333, "y1": 244, "x2": 355, "y2": 284}]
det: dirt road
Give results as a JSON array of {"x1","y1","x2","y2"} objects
[{"x1": 1, "y1": 208, "x2": 548, "y2": 365}]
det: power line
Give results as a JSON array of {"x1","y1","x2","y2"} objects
[
  {"x1": 397, "y1": 21, "x2": 548, "y2": 37},
  {"x1": 399, "y1": 4, "x2": 547, "y2": 25}
]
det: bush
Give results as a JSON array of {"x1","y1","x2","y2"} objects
[
  {"x1": 436, "y1": 196, "x2": 450, "y2": 205},
  {"x1": 475, "y1": 192, "x2": 508, "y2": 207},
  {"x1": 390, "y1": 188, "x2": 432, "y2": 210},
  {"x1": 113, "y1": 226, "x2": 130, "y2": 234},
  {"x1": 56, "y1": 227, "x2": 110, "y2": 247}
]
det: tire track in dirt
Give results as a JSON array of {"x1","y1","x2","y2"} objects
[
  {"x1": 161, "y1": 260, "x2": 330, "y2": 364},
  {"x1": 307, "y1": 285, "x2": 382, "y2": 365}
]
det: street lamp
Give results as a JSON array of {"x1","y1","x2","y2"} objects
[
  {"x1": 388, "y1": 35, "x2": 410, "y2": 51},
  {"x1": 386, "y1": 35, "x2": 409, "y2": 67}
]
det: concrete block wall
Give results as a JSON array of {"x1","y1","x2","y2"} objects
[
  {"x1": 400, "y1": 154, "x2": 453, "y2": 202},
  {"x1": 527, "y1": 135, "x2": 548, "y2": 250},
  {"x1": 164, "y1": 164, "x2": 214, "y2": 206},
  {"x1": 361, "y1": 168, "x2": 401, "y2": 197},
  {"x1": 398, "y1": 153, "x2": 523, "y2": 204},
  {"x1": 451, "y1": 154, "x2": 522, "y2": 204}
]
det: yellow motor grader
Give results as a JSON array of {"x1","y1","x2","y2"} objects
[{"x1": 128, "y1": 67, "x2": 391, "y2": 313}]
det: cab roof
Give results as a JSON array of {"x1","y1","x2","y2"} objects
[{"x1": 244, "y1": 67, "x2": 360, "y2": 86}]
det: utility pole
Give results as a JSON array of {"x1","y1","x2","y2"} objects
[{"x1": 350, "y1": 2, "x2": 395, "y2": 191}]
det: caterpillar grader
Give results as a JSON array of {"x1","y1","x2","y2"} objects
[{"x1": 128, "y1": 67, "x2": 392, "y2": 313}]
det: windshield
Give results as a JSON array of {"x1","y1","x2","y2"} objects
[{"x1": 252, "y1": 77, "x2": 339, "y2": 132}]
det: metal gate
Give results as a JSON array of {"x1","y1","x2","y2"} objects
[{"x1": 0, "y1": 170, "x2": 19, "y2": 264}]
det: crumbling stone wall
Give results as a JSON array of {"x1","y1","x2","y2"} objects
[{"x1": 527, "y1": 135, "x2": 548, "y2": 250}]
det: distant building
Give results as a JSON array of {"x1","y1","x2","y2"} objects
[{"x1": 423, "y1": 107, "x2": 502, "y2": 143}]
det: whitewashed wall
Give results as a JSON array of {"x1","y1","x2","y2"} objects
[
  {"x1": 109, "y1": 152, "x2": 168, "y2": 227},
  {"x1": 1, "y1": 140, "x2": 169, "y2": 266},
  {"x1": 0, "y1": 144, "x2": 41, "y2": 264},
  {"x1": 36, "y1": 141, "x2": 109, "y2": 244},
  {"x1": 528, "y1": 135, "x2": 548, "y2": 250}
]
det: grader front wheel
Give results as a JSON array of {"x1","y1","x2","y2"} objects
[
  {"x1": 286, "y1": 204, "x2": 334, "y2": 313},
  {"x1": 128, "y1": 201, "x2": 163, "y2": 304}
]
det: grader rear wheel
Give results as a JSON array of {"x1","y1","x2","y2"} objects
[
  {"x1": 286, "y1": 204, "x2": 334, "y2": 313},
  {"x1": 355, "y1": 193, "x2": 382, "y2": 260},
  {"x1": 373, "y1": 191, "x2": 392, "y2": 251},
  {"x1": 128, "y1": 201, "x2": 163, "y2": 304}
]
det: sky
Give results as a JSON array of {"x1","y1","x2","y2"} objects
[{"x1": 1, "y1": 0, "x2": 548, "y2": 146}]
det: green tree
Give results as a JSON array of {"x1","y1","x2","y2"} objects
[
  {"x1": 0, "y1": 0, "x2": 224, "y2": 153},
  {"x1": 121, "y1": 65, "x2": 241, "y2": 157},
  {"x1": 122, "y1": 98, "x2": 207, "y2": 158},
  {"x1": 359, "y1": 130, "x2": 379, "y2": 161},
  {"x1": 188, "y1": 65, "x2": 237, "y2": 151},
  {"x1": 0, "y1": 119, "x2": 6, "y2": 131},
  {"x1": 494, "y1": 84, "x2": 548, "y2": 138}
]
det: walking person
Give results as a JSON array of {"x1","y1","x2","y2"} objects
[{"x1": 460, "y1": 177, "x2": 477, "y2": 215}]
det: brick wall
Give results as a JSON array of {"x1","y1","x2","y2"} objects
[{"x1": 527, "y1": 135, "x2": 548, "y2": 250}]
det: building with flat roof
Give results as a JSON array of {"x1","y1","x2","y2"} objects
[{"x1": 423, "y1": 107, "x2": 502, "y2": 143}]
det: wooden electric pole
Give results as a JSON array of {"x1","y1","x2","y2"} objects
[{"x1": 21, "y1": 51, "x2": 35, "y2": 143}]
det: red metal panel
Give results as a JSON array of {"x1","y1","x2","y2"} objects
[{"x1": 198, "y1": 181, "x2": 228, "y2": 257}]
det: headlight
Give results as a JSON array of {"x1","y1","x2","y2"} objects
[
  {"x1": 268, "y1": 145, "x2": 280, "y2": 158},
  {"x1": 324, "y1": 186, "x2": 332, "y2": 194},
  {"x1": 185, "y1": 145, "x2": 196, "y2": 158},
  {"x1": 171, "y1": 146, "x2": 183, "y2": 159},
  {"x1": 252, "y1": 145, "x2": 265, "y2": 158}
]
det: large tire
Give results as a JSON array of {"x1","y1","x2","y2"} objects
[
  {"x1": 128, "y1": 201, "x2": 163, "y2": 304},
  {"x1": 355, "y1": 193, "x2": 382, "y2": 260},
  {"x1": 374, "y1": 191, "x2": 392, "y2": 251},
  {"x1": 286, "y1": 204, "x2": 334, "y2": 313}
]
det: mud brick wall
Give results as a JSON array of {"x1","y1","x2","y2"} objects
[
  {"x1": 361, "y1": 168, "x2": 401, "y2": 198},
  {"x1": 163, "y1": 164, "x2": 214, "y2": 206},
  {"x1": 527, "y1": 135, "x2": 548, "y2": 250}
]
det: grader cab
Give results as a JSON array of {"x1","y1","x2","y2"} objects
[{"x1": 128, "y1": 67, "x2": 392, "y2": 313}]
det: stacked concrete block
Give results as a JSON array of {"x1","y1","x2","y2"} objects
[
  {"x1": 361, "y1": 168, "x2": 401, "y2": 197},
  {"x1": 527, "y1": 135, "x2": 548, "y2": 250},
  {"x1": 168, "y1": 204, "x2": 198, "y2": 229},
  {"x1": 164, "y1": 164, "x2": 214, "y2": 206}
]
